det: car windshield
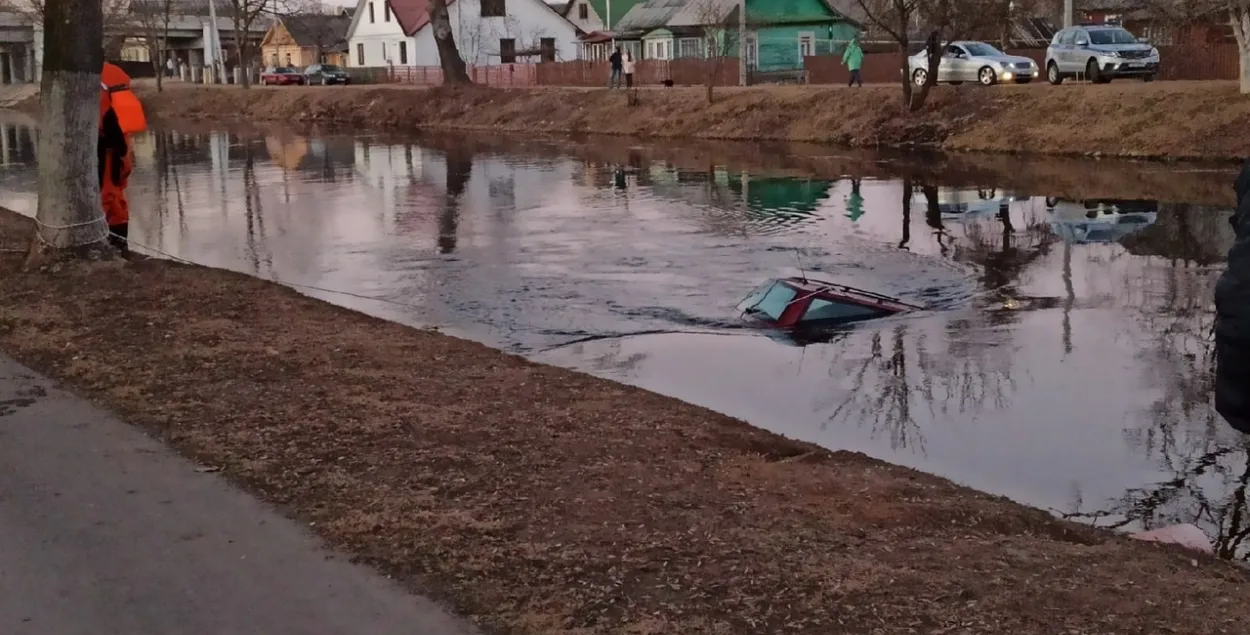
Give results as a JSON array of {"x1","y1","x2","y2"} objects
[
  {"x1": 962, "y1": 42, "x2": 1001, "y2": 56},
  {"x1": 737, "y1": 281, "x2": 798, "y2": 322},
  {"x1": 321, "y1": 65, "x2": 341, "y2": 71},
  {"x1": 273, "y1": 67, "x2": 292, "y2": 73},
  {"x1": 1089, "y1": 28, "x2": 1138, "y2": 45}
]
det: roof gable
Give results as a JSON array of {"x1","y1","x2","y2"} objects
[
  {"x1": 281, "y1": 13, "x2": 353, "y2": 47},
  {"x1": 387, "y1": 0, "x2": 575, "y2": 36}
]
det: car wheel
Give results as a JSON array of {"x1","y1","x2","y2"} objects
[
  {"x1": 1086, "y1": 58, "x2": 1107, "y2": 83},
  {"x1": 912, "y1": 68, "x2": 928, "y2": 86},
  {"x1": 1142, "y1": 73, "x2": 1156, "y2": 82},
  {"x1": 1047, "y1": 62, "x2": 1063, "y2": 85},
  {"x1": 322, "y1": 76, "x2": 329, "y2": 86},
  {"x1": 978, "y1": 66, "x2": 997, "y2": 86}
]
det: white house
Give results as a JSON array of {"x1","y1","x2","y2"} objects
[{"x1": 345, "y1": 0, "x2": 580, "y2": 67}]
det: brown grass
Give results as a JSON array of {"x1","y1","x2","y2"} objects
[
  {"x1": 41, "y1": 80, "x2": 1250, "y2": 161},
  {"x1": 2, "y1": 207, "x2": 1249, "y2": 634}
]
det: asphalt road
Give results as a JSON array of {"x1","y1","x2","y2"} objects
[{"x1": 0, "y1": 354, "x2": 476, "y2": 635}]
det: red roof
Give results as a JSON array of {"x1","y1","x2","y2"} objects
[{"x1": 387, "y1": 0, "x2": 458, "y2": 36}]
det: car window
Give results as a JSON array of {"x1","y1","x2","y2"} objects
[
  {"x1": 1089, "y1": 28, "x2": 1138, "y2": 45},
  {"x1": 801, "y1": 299, "x2": 884, "y2": 323},
  {"x1": 963, "y1": 42, "x2": 1001, "y2": 56},
  {"x1": 1058, "y1": 30, "x2": 1076, "y2": 45},
  {"x1": 1074, "y1": 30, "x2": 1090, "y2": 45},
  {"x1": 306, "y1": 65, "x2": 320, "y2": 72},
  {"x1": 739, "y1": 282, "x2": 798, "y2": 322},
  {"x1": 322, "y1": 65, "x2": 341, "y2": 71}
]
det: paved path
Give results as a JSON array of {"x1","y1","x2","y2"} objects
[{"x1": 0, "y1": 354, "x2": 476, "y2": 635}]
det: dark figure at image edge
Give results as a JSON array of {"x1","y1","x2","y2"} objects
[{"x1": 1216, "y1": 163, "x2": 1250, "y2": 432}]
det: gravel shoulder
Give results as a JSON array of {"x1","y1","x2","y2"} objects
[{"x1": 2, "y1": 208, "x2": 1249, "y2": 634}]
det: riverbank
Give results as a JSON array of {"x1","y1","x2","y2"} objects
[
  {"x1": 73, "y1": 80, "x2": 1250, "y2": 161},
  {"x1": 2, "y1": 206, "x2": 1249, "y2": 634}
]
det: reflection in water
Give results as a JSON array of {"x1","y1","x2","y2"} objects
[{"x1": 0, "y1": 123, "x2": 1243, "y2": 556}]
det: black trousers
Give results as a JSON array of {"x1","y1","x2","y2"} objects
[
  {"x1": 848, "y1": 69, "x2": 862, "y2": 87},
  {"x1": 625, "y1": 73, "x2": 633, "y2": 88},
  {"x1": 108, "y1": 222, "x2": 129, "y2": 255}
]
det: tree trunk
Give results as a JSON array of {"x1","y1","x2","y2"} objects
[
  {"x1": 1233, "y1": 10, "x2": 1250, "y2": 94},
  {"x1": 31, "y1": 0, "x2": 105, "y2": 254},
  {"x1": 897, "y1": 45, "x2": 912, "y2": 108},
  {"x1": 908, "y1": 31, "x2": 941, "y2": 112},
  {"x1": 430, "y1": 0, "x2": 471, "y2": 84},
  {"x1": 154, "y1": 45, "x2": 164, "y2": 92}
]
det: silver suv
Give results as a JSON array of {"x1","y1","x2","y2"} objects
[{"x1": 1045, "y1": 24, "x2": 1160, "y2": 84}]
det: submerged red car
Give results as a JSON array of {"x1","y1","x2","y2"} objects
[{"x1": 737, "y1": 276, "x2": 923, "y2": 336}]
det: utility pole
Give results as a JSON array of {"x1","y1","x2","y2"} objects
[
  {"x1": 207, "y1": 0, "x2": 225, "y2": 83},
  {"x1": 1063, "y1": 0, "x2": 1073, "y2": 28},
  {"x1": 737, "y1": 0, "x2": 746, "y2": 86},
  {"x1": 32, "y1": 0, "x2": 105, "y2": 253}
]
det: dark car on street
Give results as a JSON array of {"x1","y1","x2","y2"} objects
[
  {"x1": 737, "y1": 276, "x2": 923, "y2": 344},
  {"x1": 304, "y1": 63, "x2": 351, "y2": 85},
  {"x1": 260, "y1": 66, "x2": 306, "y2": 86}
]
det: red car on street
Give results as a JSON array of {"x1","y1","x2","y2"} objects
[{"x1": 260, "y1": 66, "x2": 306, "y2": 86}]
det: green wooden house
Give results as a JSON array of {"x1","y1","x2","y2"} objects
[{"x1": 610, "y1": 0, "x2": 859, "y2": 73}]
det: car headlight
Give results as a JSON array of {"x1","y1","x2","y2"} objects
[{"x1": 1151, "y1": 47, "x2": 1159, "y2": 57}]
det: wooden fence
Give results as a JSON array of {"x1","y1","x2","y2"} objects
[{"x1": 354, "y1": 43, "x2": 1241, "y2": 88}]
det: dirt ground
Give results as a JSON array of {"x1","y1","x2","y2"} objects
[
  {"x1": 43, "y1": 79, "x2": 1250, "y2": 161},
  {"x1": 2, "y1": 207, "x2": 1250, "y2": 634}
]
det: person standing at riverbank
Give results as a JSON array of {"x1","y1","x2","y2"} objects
[
  {"x1": 98, "y1": 63, "x2": 146, "y2": 256},
  {"x1": 623, "y1": 51, "x2": 636, "y2": 89},
  {"x1": 609, "y1": 47, "x2": 623, "y2": 89},
  {"x1": 1217, "y1": 164, "x2": 1250, "y2": 433},
  {"x1": 842, "y1": 36, "x2": 863, "y2": 87}
]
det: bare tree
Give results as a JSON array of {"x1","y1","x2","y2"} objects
[
  {"x1": 227, "y1": 0, "x2": 292, "y2": 87},
  {"x1": 28, "y1": 0, "x2": 106, "y2": 261},
  {"x1": 131, "y1": 0, "x2": 175, "y2": 91},
  {"x1": 430, "y1": 0, "x2": 471, "y2": 84},
  {"x1": 855, "y1": 0, "x2": 1013, "y2": 110},
  {"x1": 0, "y1": 0, "x2": 129, "y2": 31},
  {"x1": 688, "y1": 0, "x2": 743, "y2": 103}
]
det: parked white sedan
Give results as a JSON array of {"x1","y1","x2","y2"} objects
[{"x1": 908, "y1": 41, "x2": 1041, "y2": 86}]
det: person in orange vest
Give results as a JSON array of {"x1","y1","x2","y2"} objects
[{"x1": 98, "y1": 63, "x2": 147, "y2": 254}]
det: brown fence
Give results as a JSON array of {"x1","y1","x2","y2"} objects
[
  {"x1": 359, "y1": 43, "x2": 1240, "y2": 88},
  {"x1": 534, "y1": 59, "x2": 740, "y2": 87}
]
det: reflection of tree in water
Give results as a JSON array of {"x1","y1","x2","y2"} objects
[
  {"x1": 439, "y1": 146, "x2": 473, "y2": 254},
  {"x1": 241, "y1": 141, "x2": 273, "y2": 276},
  {"x1": 820, "y1": 318, "x2": 1016, "y2": 454},
  {"x1": 1062, "y1": 222, "x2": 1246, "y2": 556}
]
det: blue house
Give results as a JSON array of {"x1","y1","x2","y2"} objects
[{"x1": 612, "y1": 0, "x2": 860, "y2": 73}]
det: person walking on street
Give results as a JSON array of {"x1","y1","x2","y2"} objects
[
  {"x1": 623, "y1": 51, "x2": 636, "y2": 89},
  {"x1": 608, "y1": 47, "x2": 623, "y2": 89},
  {"x1": 842, "y1": 35, "x2": 864, "y2": 87}
]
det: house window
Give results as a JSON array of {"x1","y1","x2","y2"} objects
[
  {"x1": 482, "y1": 0, "x2": 505, "y2": 18},
  {"x1": 678, "y1": 37, "x2": 701, "y2": 58},
  {"x1": 799, "y1": 33, "x2": 814, "y2": 58},
  {"x1": 745, "y1": 34, "x2": 757, "y2": 68},
  {"x1": 368, "y1": 1, "x2": 375, "y2": 22},
  {"x1": 578, "y1": 2, "x2": 588, "y2": 19},
  {"x1": 399, "y1": 41, "x2": 408, "y2": 64},
  {"x1": 357, "y1": 42, "x2": 364, "y2": 65},
  {"x1": 500, "y1": 37, "x2": 516, "y2": 63},
  {"x1": 540, "y1": 37, "x2": 556, "y2": 62},
  {"x1": 384, "y1": 2, "x2": 391, "y2": 20}
]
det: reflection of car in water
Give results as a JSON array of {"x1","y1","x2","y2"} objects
[
  {"x1": 1046, "y1": 198, "x2": 1159, "y2": 243},
  {"x1": 737, "y1": 277, "x2": 924, "y2": 345},
  {"x1": 914, "y1": 186, "x2": 1015, "y2": 219}
]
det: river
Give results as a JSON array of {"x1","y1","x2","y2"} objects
[{"x1": 1, "y1": 120, "x2": 1245, "y2": 556}]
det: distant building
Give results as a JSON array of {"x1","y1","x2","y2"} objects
[
  {"x1": 262, "y1": 13, "x2": 354, "y2": 68},
  {"x1": 344, "y1": 0, "x2": 581, "y2": 67}
]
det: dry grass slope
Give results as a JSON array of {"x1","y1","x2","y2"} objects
[{"x1": 2, "y1": 209, "x2": 1250, "y2": 634}]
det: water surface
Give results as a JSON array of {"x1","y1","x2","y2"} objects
[{"x1": 1, "y1": 121, "x2": 1244, "y2": 556}]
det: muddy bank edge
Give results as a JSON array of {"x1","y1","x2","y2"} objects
[
  {"x1": 65, "y1": 81, "x2": 1250, "y2": 161},
  {"x1": 1, "y1": 208, "x2": 1249, "y2": 634}
]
